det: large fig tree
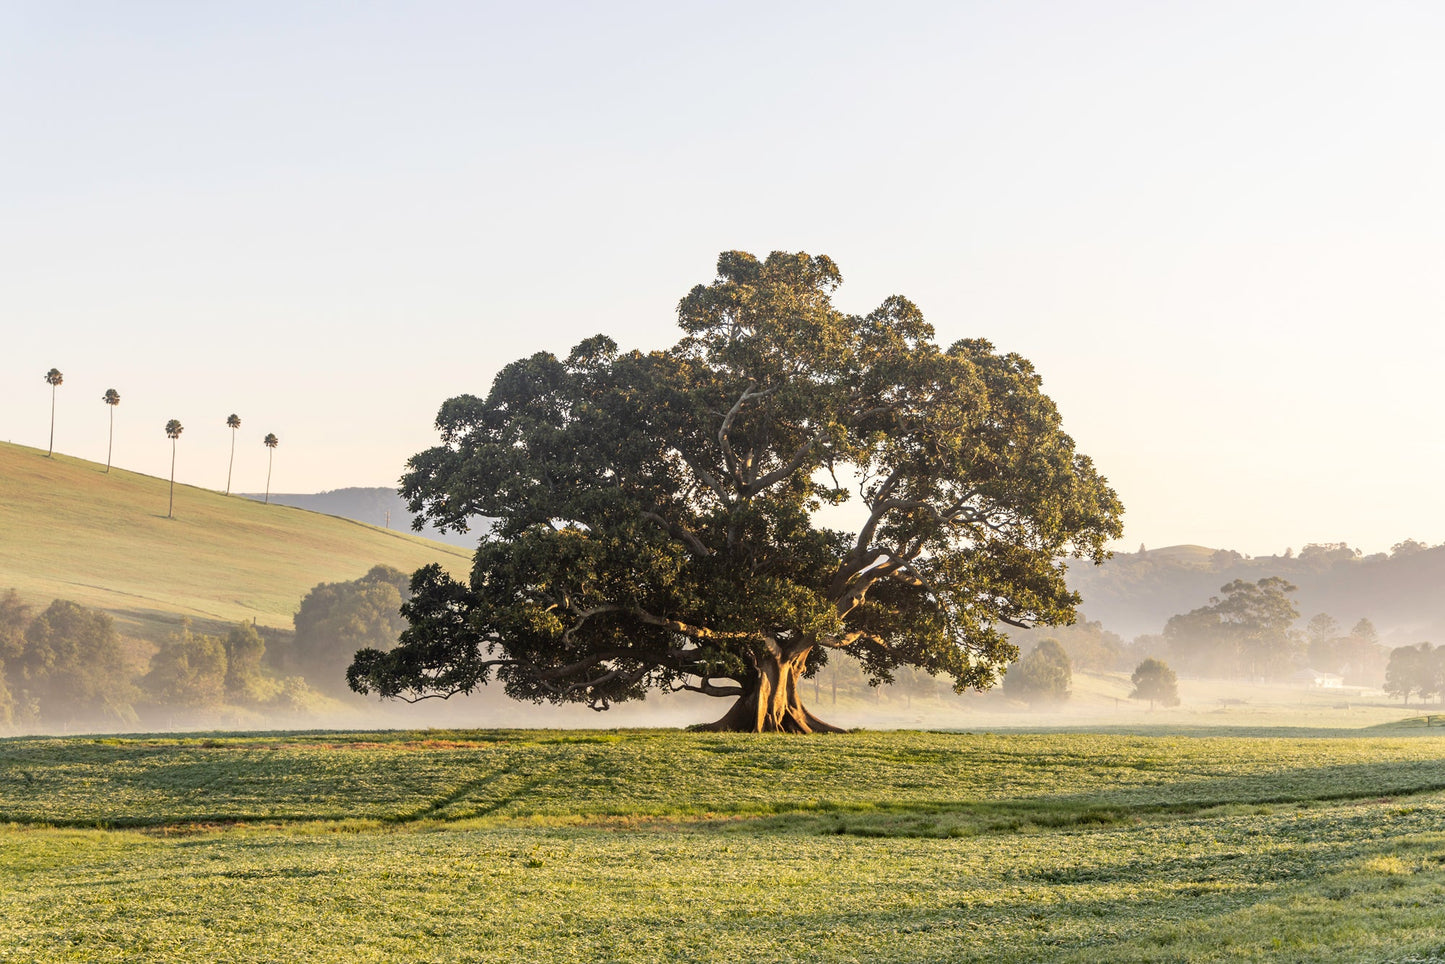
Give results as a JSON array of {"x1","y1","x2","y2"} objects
[{"x1": 348, "y1": 251, "x2": 1123, "y2": 732}]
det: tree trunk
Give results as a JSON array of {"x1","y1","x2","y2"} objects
[{"x1": 696, "y1": 647, "x2": 846, "y2": 734}]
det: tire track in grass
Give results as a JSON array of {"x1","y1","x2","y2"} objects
[{"x1": 390, "y1": 771, "x2": 540, "y2": 824}]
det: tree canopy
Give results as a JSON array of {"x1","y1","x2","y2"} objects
[
  {"x1": 1384, "y1": 643, "x2": 1443, "y2": 706},
  {"x1": 291, "y1": 565, "x2": 410, "y2": 691},
  {"x1": 349, "y1": 251, "x2": 1123, "y2": 731},
  {"x1": 9, "y1": 598, "x2": 134, "y2": 726},
  {"x1": 1130, "y1": 657, "x2": 1180, "y2": 709},
  {"x1": 1162, "y1": 577, "x2": 1301, "y2": 679}
]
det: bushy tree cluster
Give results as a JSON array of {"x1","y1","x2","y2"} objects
[
  {"x1": 0, "y1": 591, "x2": 135, "y2": 728},
  {"x1": 0, "y1": 586, "x2": 342, "y2": 731},
  {"x1": 1003, "y1": 638, "x2": 1072, "y2": 705},
  {"x1": 142, "y1": 617, "x2": 329, "y2": 719},
  {"x1": 283, "y1": 565, "x2": 411, "y2": 692},
  {"x1": 1384, "y1": 643, "x2": 1445, "y2": 706},
  {"x1": 1160, "y1": 578, "x2": 1302, "y2": 679},
  {"x1": 1303, "y1": 614, "x2": 1388, "y2": 683}
]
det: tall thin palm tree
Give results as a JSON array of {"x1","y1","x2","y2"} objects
[
  {"x1": 102, "y1": 389, "x2": 121, "y2": 472},
  {"x1": 165, "y1": 419, "x2": 184, "y2": 518},
  {"x1": 44, "y1": 368, "x2": 63, "y2": 457},
  {"x1": 225, "y1": 414, "x2": 242, "y2": 495},
  {"x1": 263, "y1": 433, "x2": 279, "y2": 504}
]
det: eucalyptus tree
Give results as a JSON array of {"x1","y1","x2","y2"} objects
[
  {"x1": 165, "y1": 419, "x2": 184, "y2": 518},
  {"x1": 350, "y1": 252, "x2": 1123, "y2": 732},
  {"x1": 44, "y1": 368, "x2": 63, "y2": 457},
  {"x1": 225, "y1": 414, "x2": 242, "y2": 495},
  {"x1": 101, "y1": 389, "x2": 121, "y2": 472},
  {"x1": 263, "y1": 433, "x2": 279, "y2": 503}
]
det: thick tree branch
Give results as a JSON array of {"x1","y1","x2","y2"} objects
[
  {"x1": 640, "y1": 510, "x2": 713, "y2": 558},
  {"x1": 743, "y1": 427, "x2": 833, "y2": 496}
]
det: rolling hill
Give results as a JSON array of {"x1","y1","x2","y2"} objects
[
  {"x1": 0, "y1": 441, "x2": 470, "y2": 643},
  {"x1": 1070, "y1": 543, "x2": 1445, "y2": 644}
]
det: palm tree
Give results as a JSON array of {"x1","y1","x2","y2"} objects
[
  {"x1": 44, "y1": 368, "x2": 63, "y2": 457},
  {"x1": 165, "y1": 419, "x2": 184, "y2": 518},
  {"x1": 225, "y1": 414, "x2": 242, "y2": 495},
  {"x1": 263, "y1": 433, "x2": 279, "y2": 504},
  {"x1": 102, "y1": 389, "x2": 121, "y2": 472}
]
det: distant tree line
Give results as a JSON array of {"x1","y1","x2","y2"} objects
[
  {"x1": 1384, "y1": 643, "x2": 1445, "y2": 706},
  {"x1": 0, "y1": 566, "x2": 415, "y2": 731}
]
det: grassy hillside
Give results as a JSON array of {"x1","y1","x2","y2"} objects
[{"x1": 0, "y1": 441, "x2": 471, "y2": 641}]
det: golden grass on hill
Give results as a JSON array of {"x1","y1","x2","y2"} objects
[{"x1": 0, "y1": 441, "x2": 470, "y2": 642}]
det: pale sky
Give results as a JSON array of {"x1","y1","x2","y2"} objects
[{"x1": 3, "y1": 2, "x2": 1442, "y2": 557}]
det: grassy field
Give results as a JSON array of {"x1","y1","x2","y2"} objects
[
  {"x1": 4, "y1": 726, "x2": 1445, "y2": 962},
  {"x1": 0, "y1": 441, "x2": 469, "y2": 642}
]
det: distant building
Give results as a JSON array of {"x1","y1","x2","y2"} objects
[{"x1": 1291, "y1": 668, "x2": 1345, "y2": 688}]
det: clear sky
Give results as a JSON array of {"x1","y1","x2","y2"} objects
[{"x1": 3, "y1": 2, "x2": 1442, "y2": 557}]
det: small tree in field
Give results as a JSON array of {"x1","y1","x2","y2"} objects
[
  {"x1": 348, "y1": 250, "x2": 1123, "y2": 732},
  {"x1": 225, "y1": 414, "x2": 242, "y2": 495},
  {"x1": 1130, "y1": 658, "x2": 1180, "y2": 709},
  {"x1": 165, "y1": 420, "x2": 184, "y2": 518},
  {"x1": 101, "y1": 389, "x2": 121, "y2": 472},
  {"x1": 1003, "y1": 638, "x2": 1072, "y2": 705},
  {"x1": 263, "y1": 433, "x2": 279, "y2": 503},
  {"x1": 44, "y1": 368, "x2": 63, "y2": 457}
]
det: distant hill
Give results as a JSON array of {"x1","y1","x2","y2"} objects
[
  {"x1": 0, "y1": 442, "x2": 471, "y2": 643},
  {"x1": 243, "y1": 487, "x2": 484, "y2": 549},
  {"x1": 1070, "y1": 543, "x2": 1445, "y2": 645}
]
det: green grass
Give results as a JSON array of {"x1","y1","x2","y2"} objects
[
  {"x1": 4, "y1": 728, "x2": 1445, "y2": 962},
  {"x1": 0, "y1": 441, "x2": 469, "y2": 642}
]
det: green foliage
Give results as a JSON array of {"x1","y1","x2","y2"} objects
[
  {"x1": 10, "y1": 599, "x2": 134, "y2": 726},
  {"x1": 1163, "y1": 577, "x2": 1302, "y2": 679},
  {"x1": 224, "y1": 621, "x2": 266, "y2": 701},
  {"x1": 144, "y1": 620, "x2": 228, "y2": 708},
  {"x1": 1131, "y1": 657, "x2": 1181, "y2": 708},
  {"x1": 0, "y1": 589, "x2": 29, "y2": 666},
  {"x1": 1003, "y1": 637, "x2": 1072, "y2": 704},
  {"x1": 356, "y1": 251, "x2": 1122, "y2": 730},
  {"x1": 1385, "y1": 643, "x2": 1445, "y2": 706},
  {"x1": 288, "y1": 565, "x2": 410, "y2": 691}
]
